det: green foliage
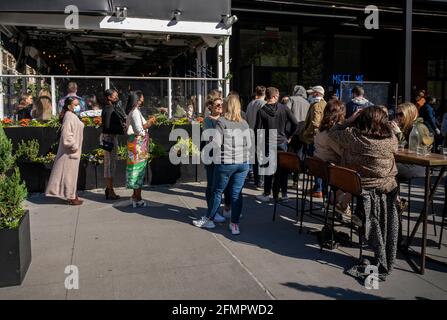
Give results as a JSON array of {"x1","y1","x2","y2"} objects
[
  {"x1": 29, "y1": 119, "x2": 46, "y2": 127},
  {"x1": 15, "y1": 139, "x2": 40, "y2": 162},
  {"x1": 0, "y1": 126, "x2": 14, "y2": 174},
  {"x1": 172, "y1": 137, "x2": 199, "y2": 157},
  {"x1": 148, "y1": 139, "x2": 166, "y2": 162},
  {"x1": 46, "y1": 116, "x2": 62, "y2": 128},
  {"x1": 0, "y1": 168, "x2": 28, "y2": 229},
  {"x1": 117, "y1": 144, "x2": 128, "y2": 160}
]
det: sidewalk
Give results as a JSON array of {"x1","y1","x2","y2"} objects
[{"x1": 0, "y1": 181, "x2": 446, "y2": 300}]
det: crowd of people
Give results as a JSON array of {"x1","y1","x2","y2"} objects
[{"x1": 27, "y1": 78, "x2": 447, "y2": 281}]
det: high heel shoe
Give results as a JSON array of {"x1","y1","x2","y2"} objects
[{"x1": 105, "y1": 188, "x2": 120, "y2": 200}]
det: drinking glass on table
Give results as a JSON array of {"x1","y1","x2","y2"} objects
[
  {"x1": 398, "y1": 141, "x2": 406, "y2": 151},
  {"x1": 416, "y1": 145, "x2": 430, "y2": 156}
]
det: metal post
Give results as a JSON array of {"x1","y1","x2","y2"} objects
[
  {"x1": 105, "y1": 76, "x2": 110, "y2": 90},
  {"x1": 0, "y1": 43, "x2": 4, "y2": 119},
  {"x1": 196, "y1": 48, "x2": 202, "y2": 116},
  {"x1": 404, "y1": 0, "x2": 413, "y2": 102},
  {"x1": 217, "y1": 41, "x2": 223, "y2": 92},
  {"x1": 168, "y1": 78, "x2": 172, "y2": 119},
  {"x1": 223, "y1": 37, "x2": 230, "y2": 96},
  {"x1": 51, "y1": 76, "x2": 57, "y2": 115}
]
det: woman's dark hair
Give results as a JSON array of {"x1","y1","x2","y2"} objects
[
  {"x1": 320, "y1": 100, "x2": 345, "y2": 132},
  {"x1": 59, "y1": 96, "x2": 77, "y2": 122},
  {"x1": 125, "y1": 90, "x2": 144, "y2": 115},
  {"x1": 352, "y1": 105, "x2": 393, "y2": 139}
]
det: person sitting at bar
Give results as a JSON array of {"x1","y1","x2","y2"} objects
[
  {"x1": 329, "y1": 106, "x2": 398, "y2": 280},
  {"x1": 15, "y1": 93, "x2": 33, "y2": 120},
  {"x1": 314, "y1": 100, "x2": 350, "y2": 217}
]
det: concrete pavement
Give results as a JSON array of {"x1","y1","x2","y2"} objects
[{"x1": 0, "y1": 180, "x2": 446, "y2": 300}]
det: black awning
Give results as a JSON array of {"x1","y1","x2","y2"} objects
[{"x1": 0, "y1": 0, "x2": 231, "y2": 22}]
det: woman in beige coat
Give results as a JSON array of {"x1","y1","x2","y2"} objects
[{"x1": 45, "y1": 97, "x2": 84, "y2": 205}]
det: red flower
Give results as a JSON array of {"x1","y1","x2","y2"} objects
[{"x1": 19, "y1": 119, "x2": 30, "y2": 127}]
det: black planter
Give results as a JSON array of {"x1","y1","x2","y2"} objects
[
  {"x1": 77, "y1": 160, "x2": 96, "y2": 191},
  {"x1": 16, "y1": 162, "x2": 47, "y2": 193},
  {"x1": 178, "y1": 163, "x2": 197, "y2": 183},
  {"x1": 114, "y1": 160, "x2": 127, "y2": 187},
  {"x1": 196, "y1": 163, "x2": 207, "y2": 182},
  {"x1": 149, "y1": 156, "x2": 180, "y2": 185},
  {"x1": 0, "y1": 210, "x2": 32, "y2": 288}
]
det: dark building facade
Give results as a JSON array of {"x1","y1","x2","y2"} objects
[{"x1": 230, "y1": 0, "x2": 447, "y2": 113}]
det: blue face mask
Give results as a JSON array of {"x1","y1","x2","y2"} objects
[{"x1": 73, "y1": 105, "x2": 81, "y2": 114}]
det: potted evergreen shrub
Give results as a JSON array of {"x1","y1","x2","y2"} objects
[{"x1": 0, "y1": 126, "x2": 31, "y2": 287}]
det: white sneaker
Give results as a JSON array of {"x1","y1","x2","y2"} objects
[
  {"x1": 228, "y1": 222, "x2": 240, "y2": 235},
  {"x1": 213, "y1": 212, "x2": 226, "y2": 223},
  {"x1": 222, "y1": 208, "x2": 231, "y2": 218},
  {"x1": 193, "y1": 216, "x2": 216, "y2": 229},
  {"x1": 256, "y1": 194, "x2": 270, "y2": 202},
  {"x1": 279, "y1": 195, "x2": 289, "y2": 203},
  {"x1": 132, "y1": 199, "x2": 147, "y2": 208}
]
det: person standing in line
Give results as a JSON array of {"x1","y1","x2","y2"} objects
[
  {"x1": 31, "y1": 89, "x2": 52, "y2": 121},
  {"x1": 419, "y1": 96, "x2": 441, "y2": 136},
  {"x1": 125, "y1": 91, "x2": 155, "y2": 208},
  {"x1": 299, "y1": 85, "x2": 327, "y2": 198},
  {"x1": 255, "y1": 87, "x2": 299, "y2": 203},
  {"x1": 245, "y1": 86, "x2": 266, "y2": 189},
  {"x1": 203, "y1": 97, "x2": 231, "y2": 222},
  {"x1": 58, "y1": 81, "x2": 86, "y2": 113},
  {"x1": 345, "y1": 86, "x2": 373, "y2": 119},
  {"x1": 45, "y1": 97, "x2": 84, "y2": 205},
  {"x1": 101, "y1": 89, "x2": 127, "y2": 200},
  {"x1": 193, "y1": 94, "x2": 251, "y2": 235}
]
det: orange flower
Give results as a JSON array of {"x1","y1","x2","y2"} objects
[
  {"x1": 1, "y1": 118, "x2": 13, "y2": 126},
  {"x1": 19, "y1": 119, "x2": 30, "y2": 127},
  {"x1": 93, "y1": 117, "x2": 102, "y2": 126},
  {"x1": 196, "y1": 117, "x2": 204, "y2": 123},
  {"x1": 148, "y1": 116, "x2": 157, "y2": 124}
]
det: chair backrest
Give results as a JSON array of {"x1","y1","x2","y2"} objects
[
  {"x1": 277, "y1": 151, "x2": 302, "y2": 174},
  {"x1": 304, "y1": 156, "x2": 331, "y2": 182},
  {"x1": 328, "y1": 165, "x2": 363, "y2": 197}
]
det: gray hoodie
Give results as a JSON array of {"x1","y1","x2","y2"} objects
[{"x1": 287, "y1": 85, "x2": 310, "y2": 129}]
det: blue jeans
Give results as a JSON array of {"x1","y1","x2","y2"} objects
[
  {"x1": 307, "y1": 143, "x2": 323, "y2": 192},
  {"x1": 205, "y1": 164, "x2": 231, "y2": 209},
  {"x1": 207, "y1": 163, "x2": 249, "y2": 224}
]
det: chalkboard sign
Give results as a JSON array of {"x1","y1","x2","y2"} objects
[{"x1": 340, "y1": 81, "x2": 392, "y2": 106}]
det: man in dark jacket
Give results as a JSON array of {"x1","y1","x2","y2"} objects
[
  {"x1": 345, "y1": 86, "x2": 373, "y2": 118},
  {"x1": 245, "y1": 86, "x2": 266, "y2": 188},
  {"x1": 255, "y1": 87, "x2": 299, "y2": 203}
]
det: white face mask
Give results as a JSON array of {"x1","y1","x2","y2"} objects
[
  {"x1": 308, "y1": 96, "x2": 322, "y2": 104},
  {"x1": 73, "y1": 105, "x2": 81, "y2": 114}
]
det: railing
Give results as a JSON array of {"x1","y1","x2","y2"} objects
[{"x1": 0, "y1": 75, "x2": 226, "y2": 119}]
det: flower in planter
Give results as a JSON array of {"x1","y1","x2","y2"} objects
[
  {"x1": 93, "y1": 116, "x2": 102, "y2": 128},
  {"x1": 29, "y1": 119, "x2": 45, "y2": 127},
  {"x1": 1, "y1": 118, "x2": 14, "y2": 127},
  {"x1": 196, "y1": 117, "x2": 204, "y2": 123},
  {"x1": 19, "y1": 119, "x2": 30, "y2": 127},
  {"x1": 81, "y1": 117, "x2": 93, "y2": 127}
]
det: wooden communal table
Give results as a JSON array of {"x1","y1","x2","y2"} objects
[{"x1": 394, "y1": 150, "x2": 447, "y2": 274}]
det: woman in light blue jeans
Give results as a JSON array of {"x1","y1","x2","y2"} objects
[{"x1": 193, "y1": 94, "x2": 251, "y2": 235}]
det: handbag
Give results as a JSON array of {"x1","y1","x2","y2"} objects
[{"x1": 100, "y1": 139, "x2": 114, "y2": 152}]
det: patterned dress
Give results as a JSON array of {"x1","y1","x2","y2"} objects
[{"x1": 126, "y1": 108, "x2": 149, "y2": 189}]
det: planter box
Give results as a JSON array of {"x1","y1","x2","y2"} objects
[
  {"x1": 149, "y1": 156, "x2": 180, "y2": 185},
  {"x1": 16, "y1": 162, "x2": 49, "y2": 193},
  {"x1": 77, "y1": 160, "x2": 96, "y2": 191},
  {"x1": 196, "y1": 163, "x2": 207, "y2": 182},
  {"x1": 0, "y1": 210, "x2": 32, "y2": 288},
  {"x1": 177, "y1": 163, "x2": 197, "y2": 183}
]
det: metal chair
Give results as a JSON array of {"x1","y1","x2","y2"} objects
[
  {"x1": 272, "y1": 151, "x2": 304, "y2": 222},
  {"x1": 325, "y1": 165, "x2": 364, "y2": 259},
  {"x1": 300, "y1": 157, "x2": 333, "y2": 233}
]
